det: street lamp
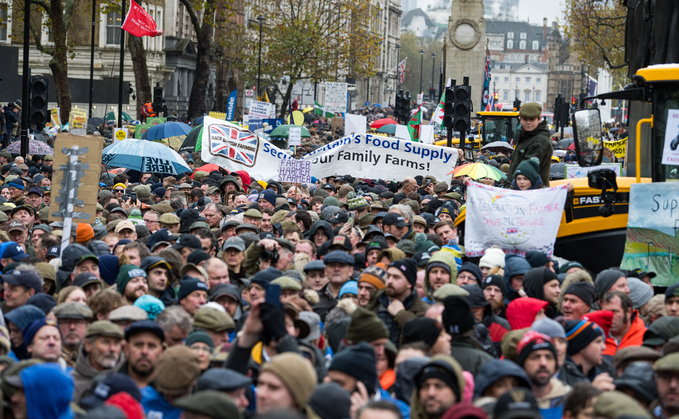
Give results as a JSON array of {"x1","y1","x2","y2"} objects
[
  {"x1": 431, "y1": 52, "x2": 436, "y2": 100},
  {"x1": 419, "y1": 49, "x2": 425, "y2": 94},
  {"x1": 257, "y1": 15, "x2": 265, "y2": 99}
]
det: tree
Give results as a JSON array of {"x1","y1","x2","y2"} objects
[
  {"x1": 128, "y1": 35, "x2": 151, "y2": 120},
  {"x1": 244, "y1": 0, "x2": 381, "y2": 118},
  {"x1": 398, "y1": 32, "x2": 443, "y2": 103},
  {"x1": 562, "y1": 0, "x2": 626, "y2": 78}
]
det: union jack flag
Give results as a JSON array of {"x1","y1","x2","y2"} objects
[
  {"x1": 398, "y1": 59, "x2": 407, "y2": 84},
  {"x1": 506, "y1": 228, "x2": 518, "y2": 234},
  {"x1": 210, "y1": 124, "x2": 258, "y2": 165}
]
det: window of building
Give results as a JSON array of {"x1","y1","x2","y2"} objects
[
  {"x1": 505, "y1": 64, "x2": 510, "y2": 69},
  {"x1": 106, "y1": 11, "x2": 121, "y2": 45},
  {"x1": 507, "y1": 40, "x2": 513, "y2": 49},
  {"x1": 520, "y1": 32, "x2": 526, "y2": 39},
  {"x1": 525, "y1": 92, "x2": 530, "y2": 102},
  {"x1": 532, "y1": 40, "x2": 539, "y2": 50},
  {"x1": 515, "y1": 77, "x2": 520, "y2": 82},
  {"x1": 536, "y1": 77, "x2": 541, "y2": 83},
  {"x1": 507, "y1": 32, "x2": 514, "y2": 39},
  {"x1": 155, "y1": 9, "x2": 163, "y2": 50},
  {"x1": 519, "y1": 40, "x2": 526, "y2": 49},
  {"x1": 0, "y1": 3, "x2": 7, "y2": 41},
  {"x1": 504, "y1": 91, "x2": 508, "y2": 101},
  {"x1": 504, "y1": 76, "x2": 509, "y2": 82},
  {"x1": 536, "y1": 91, "x2": 541, "y2": 102},
  {"x1": 525, "y1": 77, "x2": 531, "y2": 83}
]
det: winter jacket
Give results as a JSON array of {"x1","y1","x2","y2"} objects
[
  {"x1": 72, "y1": 348, "x2": 121, "y2": 402},
  {"x1": 604, "y1": 311, "x2": 647, "y2": 356},
  {"x1": 505, "y1": 120, "x2": 553, "y2": 187},
  {"x1": 142, "y1": 385, "x2": 182, "y2": 419},
  {"x1": 409, "y1": 355, "x2": 466, "y2": 419},
  {"x1": 474, "y1": 359, "x2": 531, "y2": 399},
  {"x1": 371, "y1": 289, "x2": 430, "y2": 346},
  {"x1": 535, "y1": 377, "x2": 572, "y2": 419},
  {"x1": 394, "y1": 357, "x2": 430, "y2": 403},
  {"x1": 313, "y1": 282, "x2": 338, "y2": 322},
  {"x1": 448, "y1": 336, "x2": 494, "y2": 375},
  {"x1": 506, "y1": 297, "x2": 548, "y2": 330},
  {"x1": 510, "y1": 174, "x2": 545, "y2": 190},
  {"x1": 558, "y1": 355, "x2": 616, "y2": 387},
  {"x1": 3, "y1": 107, "x2": 16, "y2": 134},
  {"x1": 503, "y1": 256, "x2": 532, "y2": 303},
  {"x1": 23, "y1": 363, "x2": 75, "y2": 419},
  {"x1": 422, "y1": 251, "x2": 459, "y2": 303},
  {"x1": 522, "y1": 266, "x2": 561, "y2": 318}
]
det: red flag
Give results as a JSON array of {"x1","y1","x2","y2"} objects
[{"x1": 122, "y1": 1, "x2": 163, "y2": 37}]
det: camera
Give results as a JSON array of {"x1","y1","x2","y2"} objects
[{"x1": 260, "y1": 250, "x2": 279, "y2": 265}]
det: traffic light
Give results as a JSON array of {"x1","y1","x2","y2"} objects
[
  {"x1": 404, "y1": 91, "x2": 412, "y2": 121},
  {"x1": 443, "y1": 86, "x2": 455, "y2": 129},
  {"x1": 452, "y1": 85, "x2": 471, "y2": 133},
  {"x1": 513, "y1": 99, "x2": 521, "y2": 112},
  {"x1": 572, "y1": 97, "x2": 576, "y2": 105},
  {"x1": 494, "y1": 92, "x2": 499, "y2": 101},
  {"x1": 29, "y1": 75, "x2": 49, "y2": 126},
  {"x1": 153, "y1": 85, "x2": 165, "y2": 116}
]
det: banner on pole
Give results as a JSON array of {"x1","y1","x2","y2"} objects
[
  {"x1": 122, "y1": 0, "x2": 163, "y2": 37},
  {"x1": 324, "y1": 82, "x2": 348, "y2": 114},
  {"x1": 620, "y1": 182, "x2": 679, "y2": 286},
  {"x1": 249, "y1": 101, "x2": 275, "y2": 119},
  {"x1": 464, "y1": 182, "x2": 568, "y2": 257},
  {"x1": 288, "y1": 127, "x2": 302, "y2": 146},
  {"x1": 226, "y1": 90, "x2": 238, "y2": 121}
]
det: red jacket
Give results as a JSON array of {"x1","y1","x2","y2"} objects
[{"x1": 604, "y1": 311, "x2": 646, "y2": 356}]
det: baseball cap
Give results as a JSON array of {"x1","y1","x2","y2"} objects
[
  {"x1": 7, "y1": 220, "x2": 26, "y2": 233},
  {"x1": 222, "y1": 237, "x2": 246, "y2": 252},
  {"x1": 382, "y1": 213, "x2": 408, "y2": 227},
  {"x1": 73, "y1": 273, "x2": 100, "y2": 288},
  {"x1": 172, "y1": 234, "x2": 202, "y2": 251},
  {"x1": 1, "y1": 269, "x2": 42, "y2": 292},
  {"x1": 115, "y1": 220, "x2": 136, "y2": 234},
  {"x1": 2, "y1": 243, "x2": 29, "y2": 261}
]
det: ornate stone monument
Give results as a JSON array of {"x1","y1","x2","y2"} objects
[{"x1": 445, "y1": 0, "x2": 486, "y2": 113}]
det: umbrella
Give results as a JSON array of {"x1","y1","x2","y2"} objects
[
  {"x1": 448, "y1": 162, "x2": 505, "y2": 181},
  {"x1": 193, "y1": 116, "x2": 205, "y2": 125},
  {"x1": 302, "y1": 107, "x2": 314, "y2": 113},
  {"x1": 192, "y1": 163, "x2": 220, "y2": 177},
  {"x1": 481, "y1": 141, "x2": 514, "y2": 152},
  {"x1": 153, "y1": 135, "x2": 185, "y2": 151},
  {"x1": 179, "y1": 125, "x2": 203, "y2": 154},
  {"x1": 304, "y1": 113, "x2": 316, "y2": 123},
  {"x1": 269, "y1": 124, "x2": 311, "y2": 138},
  {"x1": 89, "y1": 117, "x2": 105, "y2": 126},
  {"x1": 6, "y1": 140, "x2": 54, "y2": 155},
  {"x1": 370, "y1": 118, "x2": 398, "y2": 129},
  {"x1": 550, "y1": 163, "x2": 567, "y2": 180},
  {"x1": 102, "y1": 139, "x2": 192, "y2": 175},
  {"x1": 143, "y1": 122, "x2": 192, "y2": 141},
  {"x1": 609, "y1": 127, "x2": 619, "y2": 133},
  {"x1": 373, "y1": 104, "x2": 382, "y2": 108},
  {"x1": 556, "y1": 138, "x2": 574, "y2": 149},
  {"x1": 104, "y1": 111, "x2": 132, "y2": 121},
  {"x1": 106, "y1": 168, "x2": 129, "y2": 175},
  {"x1": 553, "y1": 150, "x2": 567, "y2": 157},
  {"x1": 376, "y1": 124, "x2": 397, "y2": 134},
  {"x1": 567, "y1": 142, "x2": 575, "y2": 150}
]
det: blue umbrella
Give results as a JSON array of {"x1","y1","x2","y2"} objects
[
  {"x1": 102, "y1": 139, "x2": 192, "y2": 175},
  {"x1": 193, "y1": 116, "x2": 205, "y2": 125},
  {"x1": 143, "y1": 122, "x2": 192, "y2": 140}
]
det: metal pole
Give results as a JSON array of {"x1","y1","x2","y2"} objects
[
  {"x1": 20, "y1": 0, "x2": 30, "y2": 158},
  {"x1": 431, "y1": 53, "x2": 436, "y2": 101},
  {"x1": 118, "y1": 0, "x2": 125, "y2": 129},
  {"x1": 88, "y1": 0, "x2": 96, "y2": 119},
  {"x1": 257, "y1": 16, "x2": 264, "y2": 99},
  {"x1": 419, "y1": 49, "x2": 424, "y2": 94}
]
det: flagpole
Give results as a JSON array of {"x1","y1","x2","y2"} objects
[{"x1": 118, "y1": 0, "x2": 126, "y2": 129}]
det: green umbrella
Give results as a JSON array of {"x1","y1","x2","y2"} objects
[
  {"x1": 376, "y1": 124, "x2": 396, "y2": 134},
  {"x1": 105, "y1": 111, "x2": 132, "y2": 121},
  {"x1": 269, "y1": 124, "x2": 311, "y2": 138}
]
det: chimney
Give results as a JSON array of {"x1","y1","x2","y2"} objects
[{"x1": 543, "y1": 18, "x2": 547, "y2": 42}]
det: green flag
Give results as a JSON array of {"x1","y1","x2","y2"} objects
[
  {"x1": 407, "y1": 106, "x2": 422, "y2": 142},
  {"x1": 314, "y1": 101, "x2": 335, "y2": 118}
]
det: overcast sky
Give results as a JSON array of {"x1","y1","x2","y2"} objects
[{"x1": 518, "y1": 0, "x2": 564, "y2": 26}]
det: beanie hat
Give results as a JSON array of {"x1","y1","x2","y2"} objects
[
  {"x1": 481, "y1": 274, "x2": 506, "y2": 297},
  {"x1": 426, "y1": 260, "x2": 452, "y2": 277},
  {"x1": 308, "y1": 383, "x2": 351, "y2": 419},
  {"x1": 595, "y1": 269, "x2": 625, "y2": 299},
  {"x1": 581, "y1": 310, "x2": 614, "y2": 338},
  {"x1": 76, "y1": 224, "x2": 95, "y2": 243},
  {"x1": 259, "y1": 352, "x2": 317, "y2": 409},
  {"x1": 519, "y1": 103, "x2": 542, "y2": 119},
  {"x1": 329, "y1": 342, "x2": 377, "y2": 390},
  {"x1": 514, "y1": 157, "x2": 540, "y2": 186},
  {"x1": 133, "y1": 295, "x2": 165, "y2": 320},
  {"x1": 564, "y1": 319, "x2": 604, "y2": 355},
  {"x1": 22, "y1": 318, "x2": 58, "y2": 347},
  {"x1": 348, "y1": 195, "x2": 368, "y2": 210},
  {"x1": 564, "y1": 282, "x2": 596, "y2": 307},
  {"x1": 185, "y1": 330, "x2": 214, "y2": 351},
  {"x1": 627, "y1": 277, "x2": 653, "y2": 310},
  {"x1": 345, "y1": 307, "x2": 388, "y2": 345},
  {"x1": 531, "y1": 317, "x2": 566, "y2": 340},
  {"x1": 251, "y1": 268, "x2": 282, "y2": 289},
  {"x1": 339, "y1": 281, "x2": 358, "y2": 299},
  {"x1": 458, "y1": 262, "x2": 483, "y2": 285},
  {"x1": 558, "y1": 261, "x2": 584, "y2": 274},
  {"x1": 403, "y1": 317, "x2": 441, "y2": 347},
  {"x1": 258, "y1": 190, "x2": 276, "y2": 206},
  {"x1": 154, "y1": 345, "x2": 201, "y2": 395},
  {"x1": 442, "y1": 296, "x2": 476, "y2": 336},
  {"x1": 516, "y1": 330, "x2": 557, "y2": 367},
  {"x1": 415, "y1": 359, "x2": 461, "y2": 400},
  {"x1": 524, "y1": 250, "x2": 550, "y2": 268},
  {"x1": 359, "y1": 265, "x2": 387, "y2": 290},
  {"x1": 116, "y1": 264, "x2": 147, "y2": 295},
  {"x1": 98, "y1": 255, "x2": 120, "y2": 285},
  {"x1": 177, "y1": 277, "x2": 209, "y2": 301},
  {"x1": 5, "y1": 305, "x2": 45, "y2": 331},
  {"x1": 479, "y1": 247, "x2": 505, "y2": 269},
  {"x1": 389, "y1": 258, "x2": 418, "y2": 287}
]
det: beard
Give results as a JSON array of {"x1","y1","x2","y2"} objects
[
  {"x1": 529, "y1": 367, "x2": 552, "y2": 387},
  {"x1": 131, "y1": 358, "x2": 155, "y2": 377}
]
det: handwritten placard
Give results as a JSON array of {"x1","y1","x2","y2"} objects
[
  {"x1": 288, "y1": 127, "x2": 302, "y2": 146},
  {"x1": 278, "y1": 159, "x2": 311, "y2": 183}
]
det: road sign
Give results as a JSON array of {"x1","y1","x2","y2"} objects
[{"x1": 245, "y1": 89, "x2": 254, "y2": 98}]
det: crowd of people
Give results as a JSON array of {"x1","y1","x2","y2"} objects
[{"x1": 0, "y1": 103, "x2": 668, "y2": 419}]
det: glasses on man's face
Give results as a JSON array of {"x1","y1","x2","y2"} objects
[
  {"x1": 144, "y1": 219, "x2": 158, "y2": 224},
  {"x1": 114, "y1": 189, "x2": 124, "y2": 194}
]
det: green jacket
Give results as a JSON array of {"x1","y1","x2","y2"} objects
[
  {"x1": 505, "y1": 120, "x2": 553, "y2": 187},
  {"x1": 449, "y1": 336, "x2": 494, "y2": 375},
  {"x1": 409, "y1": 354, "x2": 466, "y2": 419}
]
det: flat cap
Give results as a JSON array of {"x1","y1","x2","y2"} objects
[
  {"x1": 54, "y1": 302, "x2": 94, "y2": 320},
  {"x1": 193, "y1": 307, "x2": 235, "y2": 332},
  {"x1": 197, "y1": 368, "x2": 251, "y2": 392},
  {"x1": 271, "y1": 276, "x2": 303, "y2": 291},
  {"x1": 108, "y1": 305, "x2": 149, "y2": 323},
  {"x1": 243, "y1": 208, "x2": 263, "y2": 219},
  {"x1": 519, "y1": 102, "x2": 542, "y2": 119},
  {"x1": 276, "y1": 238, "x2": 296, "y2": 253},
  {"x1": 323, "y1": 250, "x2": 354, "y2": 265},
  {"x1": 654, "y1": 353, "x2": 679, "y2": 373},
  {"x1": 159, "y1": 213, "x2": 180, "y2": 224},
  {"x1": 85, "y1": 320, "x2": 125, "y2": 339},
  {"x1": 173, "y1": 390, "x2": 239, "y2": 419},
  {"x1": 433, "y1": 283, "x2": 470, "y2": 303}
]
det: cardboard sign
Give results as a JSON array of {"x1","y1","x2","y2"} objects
[
  {"x1": 69, "y1": 108, "x2": 88, "y2": 136},
  {"x1": 249, "y1": 101, "x2": 275, "y2": 119},
  {"x1": 50, "y1": 108, "x2": 61, "y2": 127},
  {"x1": 332, "y1": 117, "x2": 344, "y2": 130},
  {"x1": 48, "y1": 134, "x2": 103, "y2": 223},
  {"x1": 621, "y1": 182, "x2": 679, "y2": 286},
  {"x1": 288, "y1": 127, "x2": 302, "y2": 146},
  {"x1": 278, "y1": 159, "x2": 311, "y2": 183},
  {"x1": 662, "y1": 109, "x2": 679, "y2": 164}
]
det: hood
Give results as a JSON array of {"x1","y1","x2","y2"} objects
[
  {"x1": 522, "y1": 267, "x2": 553, "y2": 301},
  {"x1": 23, "y1": 363, "x2": 74, "y2": 419},
  {"x1": 305, "y1": 220, "x2": 335, "y2": 242},
  {"x1": 87, "y1": 240, "x2": 111, "y2": 256},
  {"x1": 474, "y1": 359, "x2": 531, "y2": 399},
  {"x1": 409, "y1": 355, "x2": 466, "y2": 419},
  {"x1": 424, "y1": 251, "x2": 459, "y2": 296},
  {"x1": 266, "y1": 179, "x2": 285, "y2": 195},
  {"x1": 510, "y1": 175, "x2": 544, "y2": 190},
  {"x1": 393, "y1": 356, "x2": 430, "y2": 403},
  {"x1": 503, "y1": 256, "x2": 532, "y2": 301},
  {"x1": 506, "y1": 297, "x2": 548, "y2": 330}
]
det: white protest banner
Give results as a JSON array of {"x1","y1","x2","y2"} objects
[
  {"x1": 288, "y1": 127, "x2": 302, "y2": 146},
  {"x1": 302, "y1": 133, "x2": 457, "y2": 182},
  {"x1": 661, "y1": 109, "x2": 679, "y2": 164},
  {"x1": 420, "y1": 124, "x2": 434, "y2": 144},
  {"x1": 345, "y1": 114, "x2": 367, "y2": 135},
  {"x1": 620, "y1": 182, "x2": 679, "y2": 286},
  {"x1": 249, "y1": 100, "x2": 275, "y2": 119},
  {"x1": 200, "y1": 116, "x2": 293, "y2": 180},
  {"x1": 464, "y1": 181, "x2": 568, "y2": 257},
  {"x1": 324, "y1": 82, "x2": 347, "y2": 114},
  {"x1": 279, "y1": 159, "x2": 311, "y2": 183},
  {"x1": 565, "y1": 163, "x2": 622, "y2": 179},
  {"x1": 394, "y1": 124, "x2": 410, "y2": 140}
]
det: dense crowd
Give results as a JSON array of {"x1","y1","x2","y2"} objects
[{"x1": 0, "y1": 103, "x2": 669, "y2": 419}]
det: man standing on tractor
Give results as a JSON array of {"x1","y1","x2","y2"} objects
[{"x1": 505, "y1": 103, "x2": 553, "y2": 188}]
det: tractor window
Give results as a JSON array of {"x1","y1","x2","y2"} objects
[
  {"x1": 482, "y1": 116, "x2": 520, "y2": 145},
  {"x1": 653, "y1": 85, "x2": 679, "y2": 182}
]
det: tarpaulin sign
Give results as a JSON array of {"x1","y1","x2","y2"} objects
[{"x1": 464, "y1": 181, "x2": 568, "y2": 256}]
